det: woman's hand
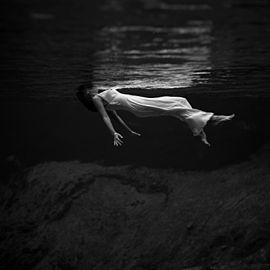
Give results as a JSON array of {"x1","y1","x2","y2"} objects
[
  {"x1": 113, "y1": 132, "x2": 123, "y2": 146},
  {"x1": 131, "y1": 131, "x2": 141, "y2": 136}
]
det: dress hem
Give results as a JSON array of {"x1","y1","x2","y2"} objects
[{"x1": 190, "y1": 112, "x2": 214, "y2": 136}]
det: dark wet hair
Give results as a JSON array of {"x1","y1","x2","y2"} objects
[{"x1": 76, "y1": 84, "x2": 98, "y2": 112}]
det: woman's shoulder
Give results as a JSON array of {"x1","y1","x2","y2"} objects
[
  {"x1": 98, "y1": 88, "x2": 119, "y2": 96},
  {"x1": 104, "y1": 88, "x2": 119, "y2": 93},
  {"x1": 97, "y1": 88, "x2": 118, "y2": 103}
]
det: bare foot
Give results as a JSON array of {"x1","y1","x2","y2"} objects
[
  {"x1": 200, "y1": 131, "x2": 211, "y2": 147},
  {"x1": 202, "y1": 137, "x2": 211, "y2": 147},
  {"x1": 211, "y1": 114, "x2": 235, "y2": 126}
]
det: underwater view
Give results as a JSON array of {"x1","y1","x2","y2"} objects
[{"x1": 1, "y1": 0, "x2": 270, "y2": 269}]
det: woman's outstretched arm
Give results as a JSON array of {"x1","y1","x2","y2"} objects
[
  {"x1": 92, "y1": 96, "x2": 123, "y2": 146},
  {"x1": 111, "y1": 110, "x2": 141, "y2": 136}
]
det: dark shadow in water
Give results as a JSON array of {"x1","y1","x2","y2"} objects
[{"x1": 1, "y1": 94, "x2": 270, "y2": 170}]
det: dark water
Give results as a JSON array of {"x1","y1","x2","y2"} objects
[{"x1": 1, "y1": 0, "x2": 270, "y2": 169}]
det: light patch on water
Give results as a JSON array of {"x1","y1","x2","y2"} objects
[
  {"x1": 93, "y1": 63, "x2": 211, "y2": 90},
  {"x1": 101, "y1": 26, "x2": 211, "y2": 35},
  {"x1": 143, "y1": 1, "x2": 212, "y2": 11},
  {"x1": 93, "y1": 21, "x2": 212, "y2": 91}
]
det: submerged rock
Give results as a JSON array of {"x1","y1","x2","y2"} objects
[{"x1": 0, "y1": 144, "x2": 270, "y2": 270}]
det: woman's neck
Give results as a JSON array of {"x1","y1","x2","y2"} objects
[{"x1": 86, "y1": 88, "x2": 98, "y2": 97}]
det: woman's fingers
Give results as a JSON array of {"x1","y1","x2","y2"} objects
[
  {"x1": 116, "y1": 139, "x2": 122, "y2": 146},
  {"x1": 113, "y1": 130, "x2": 142, "y2": 147},
  {"x1": 114, "y1": 141, "x2": 121, "y2": 146},
  {"x1": 117, "y1": 136, "x2": 123, "y2": 143},
  {"x1": 114, "y1": 133, "x2": 124, "y2": 146},
  {"x1": 116, "y1": 137, "x2": 123, "y2": 145}
]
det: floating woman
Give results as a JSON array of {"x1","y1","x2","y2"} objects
[{"x1": 76, "y1": 84, "x2": 234, "y2": 147}]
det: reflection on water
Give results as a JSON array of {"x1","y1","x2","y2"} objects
[
  {"x1": 0, "y1": 0, "x2": 269, "y2": 100},
  {"x1": 93, "y1": 21, "x2": 212, "y2": 90},
  {"x1": 144, "y1": 3, "x2": 211, "y2": 11}
]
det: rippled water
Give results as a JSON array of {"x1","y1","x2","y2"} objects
[
  {"x1": 93, "y1": 21, "x2": 212, "y2": 90},
  {"x1": 1, "y1": 0, "x2": 270, "y2": 101}
]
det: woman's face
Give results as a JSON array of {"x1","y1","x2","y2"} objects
[{"x1": 86, "y1": 87, "x2": 98, "y2": 97}]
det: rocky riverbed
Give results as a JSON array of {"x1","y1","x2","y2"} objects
[{"x1": 1, "y1": 143, "x2": 270, "y2": 270}]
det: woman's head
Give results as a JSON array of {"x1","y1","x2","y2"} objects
[{"x1": 76, "y1": 84, "x2": 98, "y2": 112}]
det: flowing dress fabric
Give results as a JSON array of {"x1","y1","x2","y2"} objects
[{"x1": 97, "y1": 89, "x2": 213, "y2": 136}]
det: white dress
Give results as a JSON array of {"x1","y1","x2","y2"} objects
[{"x1": 97, "y1": 89, "x2": 214, "y2": 136}]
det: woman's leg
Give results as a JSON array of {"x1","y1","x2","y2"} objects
[
  {"x1": 196, "y1": 113, "x2": 234, "y2": 146},
  {"x1": 209, "y1": 114, "x2": 235, "y2": 126},
  {"x1": 199, "y1": 130, "x2": 210, "y2": 146}
]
